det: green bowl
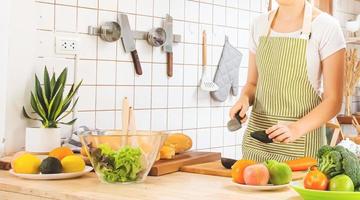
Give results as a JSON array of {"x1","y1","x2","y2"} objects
[{"x1": 290, "y1": 181, "x2": 360, "y2": 200}]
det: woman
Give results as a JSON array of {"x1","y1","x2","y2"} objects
[{"x1": 230, "y1": 0, "x2": 345, "y2": 162}]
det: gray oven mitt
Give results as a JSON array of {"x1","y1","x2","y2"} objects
[{"x1": 211, "y1": 36, "x2": 242, "y2": 102}]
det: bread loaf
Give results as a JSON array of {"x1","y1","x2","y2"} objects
[
  {"x1": 164, "y1": 133, "x2": 192, "y2": 153},
  {"x1": 160, "y1": 144, "x2": 176, "y2": 159}
]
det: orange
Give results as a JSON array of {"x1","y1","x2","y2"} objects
[
  {"x1": 49, "y1": 147, "x2": 74, "y2": 160},
  {"x1": 231, "y1": 159, "x2": 256, "y2": 184}
]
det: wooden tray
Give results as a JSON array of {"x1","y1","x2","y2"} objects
[
  {"x1": 180, "y1": 160, "x2": 307, "y2": 181},
  {"x1": 149, "y1": 151, "x2": 221, "y2": 176}
]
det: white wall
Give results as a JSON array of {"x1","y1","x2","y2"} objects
[
  {"x1": 28, "y1": 0, "x2": 269, "y2": 159},
  {"x1": 2, "y1": 0, "x2": 359, "y2": 157},
  {"x1": 3, "y1": 0, "x2": 37, "y2": 155},
  {"x1": 0, "y1": 0, "x2": 11, "y2": 156}
]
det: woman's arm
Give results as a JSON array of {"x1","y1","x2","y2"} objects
[
  {"x1": 229, "y1": 52, "x2": 258, "y2": 122},
  {"x1": 267, "y1": 49, "x2": 345, "y2": 143}
]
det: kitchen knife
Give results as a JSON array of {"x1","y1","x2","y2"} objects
[
  {"x1": 119, "y1": 14, "x2": 142, "y2": 75},
  {"x1": 227, "y1": 111, "x2": 246, "y2": 132},
  {"x1": 163, "y1": 14, "x2": 173, "y2": 77}
]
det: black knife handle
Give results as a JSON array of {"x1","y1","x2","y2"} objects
[
  {"x1": 234, "y1": 111, "x2": 247, "y2": 123},
  {"x1": 131, "y1": 50, "x2": 142, "y2": 75},
  {"x1": 167, "y1": 52, "x2": 173, "y2": 77}
]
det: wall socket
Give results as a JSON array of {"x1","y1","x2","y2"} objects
[{"x1": 55, "y1": 36, "x2": 79, "y2": 55}]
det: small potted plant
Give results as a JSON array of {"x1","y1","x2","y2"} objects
[{"x1": 23, "y1": 67, "x2": 82, "y2": 153}]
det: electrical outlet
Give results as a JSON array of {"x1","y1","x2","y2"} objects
[{"x1": 55, "y1": 36, "x2": 79, "y2": 55}]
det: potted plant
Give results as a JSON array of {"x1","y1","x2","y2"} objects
[{"x1": 23, "y1": 67, "x2": 82, "y2": 153}]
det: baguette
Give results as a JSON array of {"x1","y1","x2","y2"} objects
[
  {"x1": 160, "y1": 144, "x2": 176, "y2": 160},
  {"x1": 164, "y1": 133, "x2": 192, "y2": 153}
]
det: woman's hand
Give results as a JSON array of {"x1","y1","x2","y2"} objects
[
  {"x1": 229, "y1": 97, "x2": 249, "y2": 124},
  {"x1": 266, "y1": 123, "x2": 303, "y2": 143}
]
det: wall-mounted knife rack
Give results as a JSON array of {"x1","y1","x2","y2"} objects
[
  {"x1": 88, "y1": 15, "x2": 182, "y2": 43},
  {"x1": 88, "y1": 27, "x2": 182, "y2": 43},
  {"x1": 88, "y1": 14, "x2": 181, "y2": 77}
]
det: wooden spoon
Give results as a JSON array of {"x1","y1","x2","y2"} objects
[
  {"x1": 128, "y1": 107, "x2": 136, "y2": 135},
  {"x1": 122, "y1": 97, "x2": 130, "y2": 135}
]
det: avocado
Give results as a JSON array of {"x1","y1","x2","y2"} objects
[
  {"x1": 221, "y1": 157, "x2": 237, "y2": 169},
  {"x1": 40, "y1": 157, "x2": 62, "y2": 174},
  {"x1": 250, "y1": 130, "x2": 273, "y2": 143}
]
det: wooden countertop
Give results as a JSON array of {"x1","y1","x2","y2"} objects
[{"x1": 0, "y1": 170, "x2": 302, "y2": 200}]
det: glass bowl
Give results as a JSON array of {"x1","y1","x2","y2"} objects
[{"x1": 80, "y1": 130, "x2": 167, "y2": 184}]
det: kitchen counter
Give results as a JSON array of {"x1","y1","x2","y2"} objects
[{"x1": 0, "y1": 170, "x2": 302, "y2": 200}]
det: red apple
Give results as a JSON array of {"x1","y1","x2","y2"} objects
[{"x1": 243, "y1": 163, "x2": 270, "y2": 185}]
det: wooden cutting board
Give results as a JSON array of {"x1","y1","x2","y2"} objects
[
  {"x1": 0, "y1": 156, "x2": 11, "y2": 170},
  {"x1": 180, "y1": 160, "x2": 307, "y2": 181},
  {"x1": 149, "y1": 151, "x2": 221, "y2": 176},
  {"x1": 180, "y1": 160, "x2": 230, "y2": 177}
]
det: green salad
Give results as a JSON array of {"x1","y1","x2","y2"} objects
[{"x1": 90, "y1": 144, "x2": 144, "y2": 183}]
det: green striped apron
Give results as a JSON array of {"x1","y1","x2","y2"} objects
[{"x1": 242, "y1": 3, "x2": 326, "y2": 162}]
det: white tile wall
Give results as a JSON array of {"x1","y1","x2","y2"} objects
[{"x1": 34, "y1": 0, "x2": 356, "y2": 159}]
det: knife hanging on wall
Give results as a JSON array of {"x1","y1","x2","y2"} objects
[
  {"x1": 118, "y1": 14, "x2": 143, "y2": 75},
  {"x1": 163, "y1": 14, "x2": 173, "y2": 77}
]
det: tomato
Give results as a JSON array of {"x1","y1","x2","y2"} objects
[
  {"x1": 304, "y1": 170, "x2": 329, "y2": 190},
  {"x1": 231, "y1": 160, "x2": 256, "y2": 184}
]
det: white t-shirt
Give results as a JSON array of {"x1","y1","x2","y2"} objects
[{"x1": 249, "y1": 12, "x2": 346, "y2": 95}]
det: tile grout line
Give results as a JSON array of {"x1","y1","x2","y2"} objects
[
  {"x1": 131, "y1": 0, "x2": 138, "y2": 130},
  {"x1": 149, "y1": 0, "x2": 155, "y2": 132},
  {"x1": 114, "y1": 0, "x2": 120, "y2": 129},
  {"x1": 165, "y1": 0, "x2": 170, "y2": 133},
  {"x1": 94, "y1": 0, "x2": 100, "y2": 129},
  {"x1": 181, "y1": 0, "x2": 186, "y2": 145}
]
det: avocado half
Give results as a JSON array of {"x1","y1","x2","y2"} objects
[
  {"x1": 221, "y1": 157, "x2": 237, "y2": 169},
  {"x1": 40, "y1": 157, "x2": 62, "y2": 174}
]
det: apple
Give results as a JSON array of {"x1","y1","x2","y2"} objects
[{"x1": 243, "y1": 163, "x2": 270, "y2": 185}]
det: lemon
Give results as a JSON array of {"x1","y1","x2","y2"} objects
[
  {"x1": 13, "y1": 154, "x2": 41, "y2": 174},
  {"x1": 11, "y1": 151, "x2": 27, "y2": 169},
  {"x1": 61, "y1": 155, "x2": 85, "y2": 173}
]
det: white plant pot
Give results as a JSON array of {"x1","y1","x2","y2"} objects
[{"x1": 25, "y1": 128, "x2": 61, "y2": 153}]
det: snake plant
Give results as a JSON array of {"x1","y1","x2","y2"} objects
[{"x1": 23, "y1": 67, "x2": 82, "y2": 128}]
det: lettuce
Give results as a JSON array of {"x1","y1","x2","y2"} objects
[{"x1": 94, "y1": 144, "x2": 144, "y2": 183}]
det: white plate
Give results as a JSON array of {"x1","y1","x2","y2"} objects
[
  {"x1": 9, "y1": 166, "x2": 93, "y2": 180},
  {"x1": 233, "y1": 182, "x2": 289, "y2": 191}
]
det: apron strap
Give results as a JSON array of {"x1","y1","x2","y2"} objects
[
  {"x1": 301, "y1": 2, "x2": 312, "y2": 39},
  {"x1": 264, "y1": 2, "x2": 313, "y2": 40}
]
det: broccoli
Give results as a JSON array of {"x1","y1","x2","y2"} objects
[
  {"x1": 335, "y1": 146, "x2": 360, "y2": 187},
  {"x1": 317, "y1": 145, "x2": 360, "y2": 188},
  {"x1": 318, "y1": 147, "x2": 343, "y2": 178},
  {"x1": 317, "y1": 145, "x2": 333, "y2": 158}
]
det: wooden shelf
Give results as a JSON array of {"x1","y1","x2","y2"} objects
[{"x1": 337, "y1": 114, "x2": 360, "y2": 124}]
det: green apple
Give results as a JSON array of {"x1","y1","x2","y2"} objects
[
  {"x1": 329, "y1": 175, "x2": 354, "y2": 192},
  {"x1": 265, "y1": 160, "x2": 292, "y2": 185}
]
